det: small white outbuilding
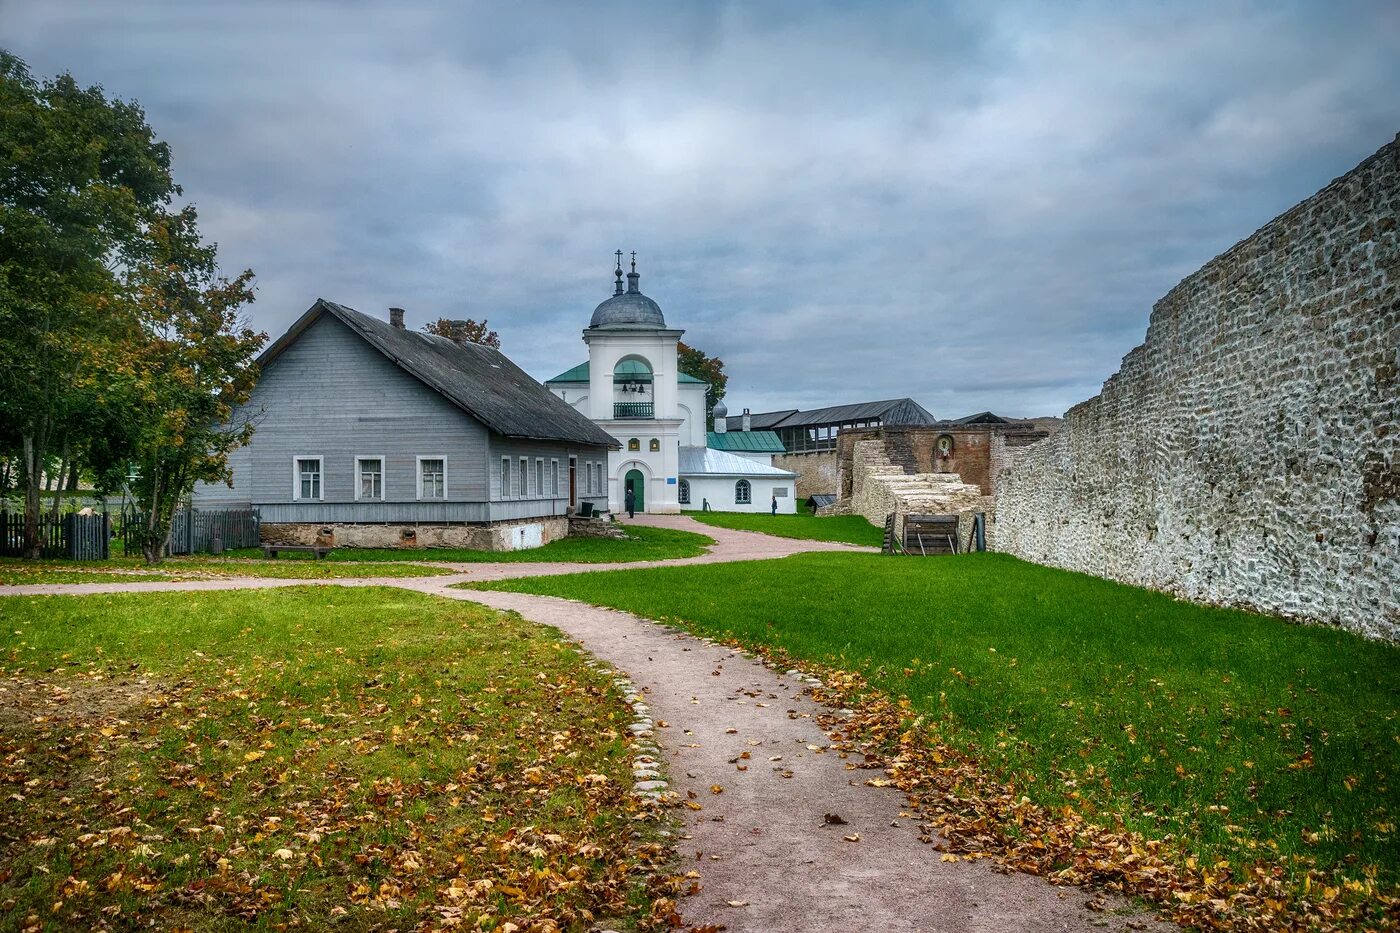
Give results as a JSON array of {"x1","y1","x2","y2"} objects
[{"x1": 678, "y1": 447, "x2": 797, "y2": 514}]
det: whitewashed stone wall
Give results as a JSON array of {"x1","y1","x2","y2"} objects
[
  {"x1": 774, "y1": 451, "x2": 839, "y2": 499},
  {"x1": 996, "y1": 135, "x2": 1400, "y2": 640}
]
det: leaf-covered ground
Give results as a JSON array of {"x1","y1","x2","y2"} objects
[
  {"x1": 0, "y1": 588, "x2": 676, "y2": 931},
  {"x1": 687, "y1": 511, "x2": 883, "y2": 547},
  {"x1": 480, "y1": 551, "x2": 1400, "y2": 930}
]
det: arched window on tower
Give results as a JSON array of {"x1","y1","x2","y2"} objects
[{"x1": 734, "y1": 479, "x2": 751, "y2": 505}]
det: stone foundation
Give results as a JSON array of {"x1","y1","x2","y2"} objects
[
  {"x1": 568, "y1": 514, "x2": 626, "y2": 539},
  {"x1": 260, "y1": 517, "x2": 570, "y2": 552}
]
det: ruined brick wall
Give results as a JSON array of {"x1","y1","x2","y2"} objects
[
  {"x1": 845, "y1": 440, "x2": 991, "y2": 544},
  {"x1": 996, "y1": 135, "x2": 1400, "y2": 640},
  {"x1": 835, "y1": 425, "x2": 1051, "y2": 497}
]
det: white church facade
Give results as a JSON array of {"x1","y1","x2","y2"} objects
[{"x1": 546, "y1": 255, "x2": 797, "y2": 514}]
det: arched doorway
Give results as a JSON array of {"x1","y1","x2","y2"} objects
[{"x1": 624, "y1": 469, "x2": 646, "y2": 512}]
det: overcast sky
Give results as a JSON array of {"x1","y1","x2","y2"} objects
[{"x1": 5, "y1": 1, "x2": 1397, "y2": 417}]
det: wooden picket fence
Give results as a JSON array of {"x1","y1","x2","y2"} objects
[
  {"x1": 123, "y1": 507, "x2": 259, "y2": 556},
  {"x1": 0, "y1": 511, "x2": 110, "y2": 560}
]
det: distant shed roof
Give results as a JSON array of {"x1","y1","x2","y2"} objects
[
  {"x1": 726, "y1": 398, "x2": 935, "y2": 431},
  {"x1": 950, "y1": 411, "x2": 1012, "y2": 425},
  {"x1": 263, "y1": 300, "x2": 619, "y2": 449},
  {"x1": 706, "y1": 430, "x2": 786, "y2": 453}
]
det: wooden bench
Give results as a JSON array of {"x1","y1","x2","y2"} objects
[{"x1": 261, "y1": 544, "x2": 334, "y2": 560}]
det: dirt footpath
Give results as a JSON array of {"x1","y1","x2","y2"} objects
[{"x1": 427, "y1": 584, "x2": 1175, "y2": 933}]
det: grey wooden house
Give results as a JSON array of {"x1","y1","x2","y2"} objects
[{"x1": 193, "y1": 300, "x2": 618, "y2": 550}]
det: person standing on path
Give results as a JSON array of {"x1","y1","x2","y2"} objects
[
  {"x1": 625, "y1": 484, "x2": 636, "y2": 518},
  {"x1": 771, "y1": 494, "x2": 778, "y2": 516}
]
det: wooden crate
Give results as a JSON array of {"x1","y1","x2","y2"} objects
[{"x1": 903, "y1": 513, "x2": 959, "y2": 555}]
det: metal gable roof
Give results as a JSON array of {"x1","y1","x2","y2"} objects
[
  {"x1": 679, "y1": 447, "x2": 797, "y2": 477},
  {"x1": 721, "y1": 408, "x2": 797, "y2": 431},
  {"x1": 705, "y1": 430, "x2": 786, "y2": 453},
  {"x1": 262, "y1": 300, "x2": 619, "y2": 449},
  {"x1": 724, "y1": 398, "x2": 935, "y2": 431},
  {"x1": 774, "y1": 398, "x2": 936, "y2": 428}
]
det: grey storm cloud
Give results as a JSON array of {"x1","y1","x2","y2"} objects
[{"x1": 4, "y1": 0, "x2": 1398, "y2": 417}]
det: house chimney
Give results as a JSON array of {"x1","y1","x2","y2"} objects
[
  {"x1": 742, "y1": 408, "x2": 752, "y2": 432},
  {"x1": 389, "y1": 307, "x2": 405, "y2": 329}
]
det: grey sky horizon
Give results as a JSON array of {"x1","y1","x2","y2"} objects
[{"x1": 5, "y1": 0, "x2": 1397, "y2": 419}]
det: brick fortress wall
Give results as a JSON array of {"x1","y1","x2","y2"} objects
[{"x1": 995, "y1": 134, "x2": 1400, "y2": 640}]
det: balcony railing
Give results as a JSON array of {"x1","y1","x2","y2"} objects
[{"x1": 614, "y1": 402, "x2": 654, "y2": 419}]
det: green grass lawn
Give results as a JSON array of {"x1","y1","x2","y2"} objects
[
  {"x1": 688, "y1": 510, "x2": 882, "y2": 547},
  {"x1": 480, "y1": 551, "x2": 1399, "y2": 907},
  {"x1": 0, "y1": 526, "x2": 711, "y2": 585},
  {"x1": 0, "y1": 588, "x2": 670, "y2": 931},
  {"x1": 220, "y1": 523, "x2": 713, "y2": 564},
  {"x1": 0, "y1": 556, "x2": 452, "y2": 585}
]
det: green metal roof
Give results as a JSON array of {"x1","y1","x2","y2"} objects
[
  {"x1": 546, "y1": 360, "x2": 708, "y2": 385},
  {"x1": 706, "y1": 430, "x2": 786, "y2": 453}
]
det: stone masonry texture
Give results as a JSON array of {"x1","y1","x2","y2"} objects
[{"x1": 995, "y1": 134, "x2": 1400, "y2": 640}]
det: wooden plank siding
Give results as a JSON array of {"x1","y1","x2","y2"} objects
[{"x1": 194, "y1": 313, "x2": 609, "y2": 521}]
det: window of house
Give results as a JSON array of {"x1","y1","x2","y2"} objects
[
  {"x1": 501, "y1": 457, "x2": 510, "y2": 497},
  {"x1": 356, "y1": 456, "x2": 383, "y2": 500},
  {"x1": 519, "y1": 458, "x2": 529, "y2": 496},
  {"x1": 678, "y1": 479, "x2": 690, "y2": 505},
  {"x1": 294, "y1": 457, "x2": 322, "y2": 500},
  {"x1": 418, "y1": 457, "x2": 446, "y2": 499},
  {"x1": 649, "y1": 438, "x2": 660, "y2": 451},
  {"x1": 550, "y1": 459, "x2": 559, "y2": 496},
  {"x1": 535, "y1": 459, "x2": 544, "y2": 497},
  {"x1": 628, "y1": 438, "x2": 640, "y2": 451},
  {"x1": 735, "y1": 479, "x2": 751, "y2": 504}
]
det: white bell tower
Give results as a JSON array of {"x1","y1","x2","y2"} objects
[{"x1": 582, "y1": 252, "x2": 684, "y2": 514}]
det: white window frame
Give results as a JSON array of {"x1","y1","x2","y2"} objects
[
  {"x1": 354, "y1": 454, "x2": 384, "y2": 501},
  {"x1": 293, "y1": 455, "x2": 323, "y2": 501},
  {"x1": 535, "y1": 458, "x2": 545, "y2": 499},
  {"x1": 519, "y1": 457, "x2": 528, "y2": 497},
  {"x1": 416, "y1": 455, "x2": 447, "y2": 500},
  {"x1": 735, "y1": 478, "x2": 751, "y2": 504},
  {"x1": 500, "y1": 456, "x2": 510, "y2": 498},
  {"x1": 550, "y1": 458, "x2": 560, "y2": 497}
]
